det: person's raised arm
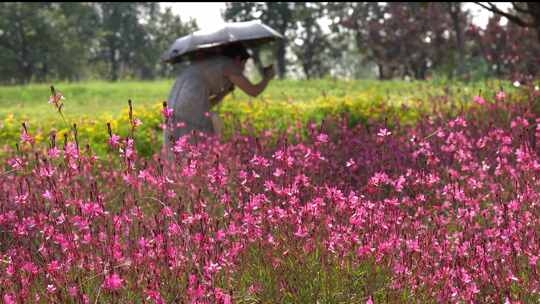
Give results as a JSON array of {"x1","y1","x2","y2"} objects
[{"x1": 224, "y1": 64, "x2": 275, "y2": 98}]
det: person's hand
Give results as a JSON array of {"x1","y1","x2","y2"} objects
[{"x1": 263, "y1": 65, "x2": 275, "y2": 80}]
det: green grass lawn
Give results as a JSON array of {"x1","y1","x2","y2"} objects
[{"x1": 0, "y1": 80, "x2": 173, "y2": 121}]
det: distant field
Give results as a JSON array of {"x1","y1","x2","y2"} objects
[
  {"x1": 0, "y1": 78, "x2": 508, "y2": 120},
  {"x1": 0, "y1": 80, "x2": 173, "y2": 121}
]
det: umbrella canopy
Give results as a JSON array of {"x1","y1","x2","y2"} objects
[{"x1": 161, "y1": 20, "x2": 284, "y2": 64}]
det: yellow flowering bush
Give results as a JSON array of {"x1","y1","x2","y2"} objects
[{"x1": 0, "y1": 92, "x2": 449, "y2": 157}]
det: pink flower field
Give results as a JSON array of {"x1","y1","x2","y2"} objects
[{"x1": 2, "y1": 86, "x2": 540, "y2": 303}]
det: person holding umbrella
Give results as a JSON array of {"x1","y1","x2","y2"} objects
[{"x1": 161, "y1": 20, "x2": 282, "y2": 156}]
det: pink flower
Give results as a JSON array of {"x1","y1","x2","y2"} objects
[
  {"x1": 102, "y1": 273, "x2": 124, "y2": 291},
  {"x1": 124, "y1": 138, "x2": 135, "y2": 158},
  {"x1": 366, "y1": 296, "x2": 374, "y2": 304},
  {"x1": 3, "y1": 293, "x2": 16, "y2": 304},
  {"x1": 273, "y1": 168, "x2": 284, "y2": 177},
  {"x1": 204, "y1": 261, "x2": 221, "y2": 275},
  {"x1": 316, "y1": 133, "x2": 329, "y2": 143},
  {"x1": 47, "y1": 260, "x2": 61, "y2": 273},
  {"x1": 161, "y1": 206, "x2": 174, "y2": 217},
  {"x1": 81, "y1": 202, "x2": 103, "y2": 218},
  {"x1": 108, "y1": 134, "x2": 121, "y2": 147},
  {"x1": 496, "y1": 91, "x2": 506, "y2": 101},
  {"x1": 48, "y1": 147, "x2": 61, "y2": 158},
  {"x1": 47, "y1": 284, "x2": 57, "y2": 293},
  {"x1": 22, "y1": 262, "x2": 39, "y2": 275},
  {"x1": 216, "y1": 229, "x2": 226, "y2": 241},
  {"x1": 20, "y1": 131, "x2": 34, "y2": 144},
  {"x1": 39, "y1": 167, "x2": 55, "y2": 177},
  {"x1": 248, "y1": 283, "x2": 261, "y2": 294},
  {"x1": 48, "y1": 90, "x2": 65, "y2": 109},
  {"x1": 6, "y1": 264, "x2": 15, "y2": 276},
  {"x1": 294, "y1": 226, "x2": 308, "y2": 238},
  {"x1": 473, "y1": 95, "x2": 486, "y2": 105},
  {"x1": 64, "y1": 142, "x2": 79, "y2": 159},
  {"x1": 168, "y1": 223, "x2": 181, "y2": 236},
  {"x1": 176, "y1": 121, "x2": 186, "y2": 128},
  {"x1": 220, "y1": 293, "x2": 232, "y2": 304},
  {"x1": 166, "y1": 190, "x2": 176, "y2": 198},
  {"x1": 132, "y1": 118, "x2": 143, "y2": 127},
  {"x1": 68, "y1": 286, "x2": 78, "y2": 297},
  {"x1": 146, "y1": 290, "x2": 165, "y2": 304},
  {"x1": 377, "y1": 128, "x2": 391, "y2": 137},
  {"x1": 43, "y1": 190, "x2": 53, "y2": 201},
  {"x1": 529, "y1": 255, "x2": 539, "y2": 266},
  {"x1": 188, "y1": 274, "x2": 198, "y2": 286},
  {"x1": 161, "y1": 107, "x2": 173, "y2": 118},
  {"x1": 7, "y1": 157, "x2": 24, "y2": 170}
]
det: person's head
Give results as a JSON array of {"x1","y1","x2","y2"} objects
[
  {"x1": 222, "y1": 43, "x2": 251, "y2": 69},
  {"x1": 190, "y1": 48, "x2": 218, "y2": 62}
]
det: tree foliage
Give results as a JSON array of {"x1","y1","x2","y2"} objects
[
  {"x1": 470, "y1": 14, "x2": 540, "y2": 80},
  {"x1": 329, "y1": 3, "x2": 475, "y2": 80},
  {"x1": 1, "y1": 2, "x2": 539, "y2": 84},
  {"x1": 474, "y1": 2, "x2": 540, "y2": 41},
  {"x1": 0, "y1": 3, "x2": 197, "y2": 84}
]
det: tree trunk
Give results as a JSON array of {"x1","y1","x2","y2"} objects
[
  {"x1": 449, "y1": 3, "x2": 465, "y2": 77},
  {"x1": 21, "y1": 63, "x2": 33, "y2": 84},
  {"x1": 110, "y1": 48, "x2": 119, "y2": 81},
  {"x1": 527, "y1": 3, "x2": 540, "y2": 43},
  {"x1": 377, "y1": 63, "x2": 387, "y2": 80},
  {"x1": 16, "y1": 15, "x2": 33, "y2": 84},
  {"x1": 414, "y1": 64, "x2": 427, "y2": 80},
  {"x1": 276, "y1": 40, "x2": 287, "y2": 79}
]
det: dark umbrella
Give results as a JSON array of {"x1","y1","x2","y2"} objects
[{"x1": 160, "y1": 20, "x2": 284, "y2": 64}]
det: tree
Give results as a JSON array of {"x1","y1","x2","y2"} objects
[
  {"x1": 52, "y1": 3, "x2": 101, "y2": 81},
  {"x1": 0, "y1": 3, "x2": 198, "y2": 83},
  {"x1": 134, "y1": 6, "x2": 198, "y2": 79},
  {"x1": 0, "y1": 3, "x2": 99, "y2": 84},
  {"x1": 331, "y1": 2, "x2": 469, "y2": 80},
  {"x1": 93, "y1": 3, "x2": 146, "y2": 81},
  {"x1": 474, "y1": 2, "x2": 540, "y2": 42},
  {"x1": 0, "y1": 3, "x2": 50, "y2": 83},
  {"x1": 442, "y1": 2, "x2": 470, "y2": 78},
  {"x1": 470, "y1": 14, "x2": 540, "y2": 79},
  {"x1": 289, "y1": 3, "x2": 342, "y2": 79},
  {"x1": 329, "y1": 2, "x2": 393, "y2": 79}
]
